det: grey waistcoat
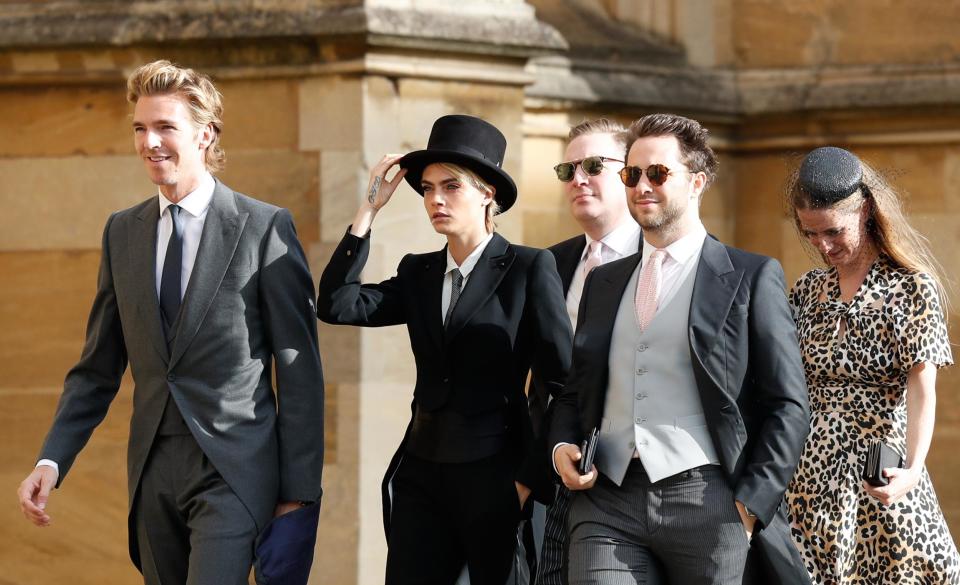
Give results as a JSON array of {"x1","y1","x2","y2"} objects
[{"x1": 596, "y1": 257, "x2": 720, "y2": 485}]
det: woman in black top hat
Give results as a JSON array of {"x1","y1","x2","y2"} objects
[
  {"x1": 317, "y1": 115, "x2": 572, "y2": 584},
  {"x1": 784, "y1": 147, "x2": 959, "y2": 583}
]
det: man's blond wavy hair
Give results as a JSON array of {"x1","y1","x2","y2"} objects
[{"x1": 126, "y1": 60, "x2": 226, "y2": 172}]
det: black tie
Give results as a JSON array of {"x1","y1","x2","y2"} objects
[
  {"x1": 444, "y1": 269, "x2": 463, "y2": 328},
  {"x1": 159, "y1": 205, "x2": 183, "y2": 334}
]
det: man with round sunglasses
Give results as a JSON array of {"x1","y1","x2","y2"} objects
[
  {"x1": 530, "y1": 118, "x2": 643, "y2": 585},
  {"x1": 549, "y1": 113, "x2": 811, "y2": 585},
  {"x1": 617, "y1": 162, "x2": 676, "y2": 188}
]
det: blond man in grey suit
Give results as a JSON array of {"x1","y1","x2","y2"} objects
[{"x1": 17, "y1": 60, "x2": 325, "y2": 585}]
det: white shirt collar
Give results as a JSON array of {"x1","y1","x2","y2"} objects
[
  {"x1": 157, "y1": 172, "x2": 216, "y2": 218},
  {"x1": 445, "y1": 232, "x2": 495, "y2": 279},
  {"x1": 641, "y1": 221, "x2": 707, "y2": 264},
  {"x1": 584, "y1": 220, "x2": 642, "y2": 259}
]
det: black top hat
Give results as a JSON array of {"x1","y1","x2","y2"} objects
[
  {"x1": 400, "y1": 115, "x2": 518, "y2": 213},
  {"x1": 798, "y1": 146, "x2": 864, "y2": 206}
]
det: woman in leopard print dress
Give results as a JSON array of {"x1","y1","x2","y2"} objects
[{"x1": 785, "y1": 147, "x2": 959, "y2": 584}]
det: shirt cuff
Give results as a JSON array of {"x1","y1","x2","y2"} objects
[
  {"x1": 36, "y1": 459, "x2": 60, "y2": 479},
  {"x1": 551, "y1": 442, "x2": 571, "y2": 475}
]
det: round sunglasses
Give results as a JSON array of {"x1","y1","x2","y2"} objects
[
  {"x1": 618, "y1": 164, "x2": 689, "y2": 187},
  {"x1": 554, "y1": 156, "x2": 623, "y2": 182}
]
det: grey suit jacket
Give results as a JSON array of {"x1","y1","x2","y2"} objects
[{"x1": 39, "y1": 180, "x2": 325, "y2": 564}]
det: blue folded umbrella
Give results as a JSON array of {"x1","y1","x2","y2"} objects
[{"x1": 254, "y1": 501, "x2": 321, "y2": 585}]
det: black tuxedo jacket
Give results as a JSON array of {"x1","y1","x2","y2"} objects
[
  {"x1": 317, "y1": 229, "x2": 572, "y2": 532},
  {"x1": 549, "y1": 235, "x2": 811, "y2": 584},
  {"x1": 548, "y1": 234, "x2": 588, "y2": 295},
  {"x1": 528, "y1": 233, "x2": 642, "y2": 433},
  {"x1": 523, "y1": 234, "x2": 588, "y2": 437}
]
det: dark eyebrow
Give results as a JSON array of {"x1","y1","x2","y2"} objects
[{"x1": 421, "y1": 178, "x2": 461, "y2": 187}]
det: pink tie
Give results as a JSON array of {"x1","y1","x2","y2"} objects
[
  {"x1": 582, "y1": 241, "x2": 603, "y2": 276},
  {"x1": 635, "y1": 249, "x2": 666, "y2": 331}
]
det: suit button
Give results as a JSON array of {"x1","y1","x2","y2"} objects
[
  {"x1": 443, "y1": 377, "x2": 449, "y2": 383},
  {"x1": 637, "y1": 344, "x2": 647, "y2": 352},
  {"x1": 346, "y1": 249, "x2": 352, "y2": 256},
  {"x1": 167, "y1": 374, "x2": 175, "y2": 382},
  {"x1": 628, "y1": 441, "x2": 636, "y2": 448},
  {"x1": 636, "y1": 368, "x2": 647, "y2": 375},
  {"x1": 635, "y1": 393, "x2": 647, "y2": 400},
  {"x1": 635, "y1": 417, "x2": 643, "y2": 424}
]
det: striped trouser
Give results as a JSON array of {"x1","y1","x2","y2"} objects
[
  {"x1": 566, "y1": 463, "x2": 748, "y2": 585},
  {"x1": 537, "y1": 485, "x2": 573, "y2": 585}
]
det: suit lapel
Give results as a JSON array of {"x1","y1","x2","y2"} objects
[
  {"x1": 593, "y1": 254, "x2": 642, "y2": 341},
  {"x1": 168, "y1": 181, "x2": 248, "y2": 369},
  {"x1": 444, "y1": 233, "x2": 513, "y2": 343},
  {"x1": 416, "y1": 250, "x2": 447, "y2": 352},
  {"x1": 131, "y1": 197, "x2": 170, "y2": 363},
  {"x1": 688, "y1": 236, "x2": 742, "y2": 372},
  {"x1": 555, "y1": 236, "x2": 586, "y2": 295},
  {"x1": 579, "y1": 254, "x2": 641, "y2": 427}
]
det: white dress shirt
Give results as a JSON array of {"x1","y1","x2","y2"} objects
[
  {"x1": 441, "y1": 232, "x2": 495, "y2": 320},
  {"x1": 566, "y1": 221, "x2": 642, "y2": 330},
  {"x1": 36, "y1": 173, "x2": 216, "y2": 477},
  {"x1": 639, "y1": 221, "x2": 707, "y2": 317},
  {"x1": 155, "y1": 172, "x2": 216, "y2": 300}
]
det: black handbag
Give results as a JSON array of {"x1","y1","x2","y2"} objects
[{"x1": 861, "y1": 440, "x2": 904, "y2": 487}]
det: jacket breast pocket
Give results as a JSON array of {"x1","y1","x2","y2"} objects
[
  {"x1": 220, "y1": 272, "x2": 254, "y2": 292},
  {"x1": 727, "y1": 303, "x2": 748, "y2": 316},
  {"x1": 723, "y1": 303, "x2": 748, "y2": 337}
]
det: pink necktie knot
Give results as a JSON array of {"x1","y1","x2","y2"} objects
[{"x1": 583, "y1": 240, "x2": 603, "y2": 276}]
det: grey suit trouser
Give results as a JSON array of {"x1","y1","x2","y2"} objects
[
  {"x1": 566, "y1": 463, "x2": 748, "y2": 585},
  {"x1": 134, "y1": 433, "x2": 258, "y2": 585}
]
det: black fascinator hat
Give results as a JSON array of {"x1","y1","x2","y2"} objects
[
  {"x1": 798, "y1": 146, "x2": 864, "y2": 206},
  {"x1": 399, "y1": 115, "x2": 518, "y2": 213}
]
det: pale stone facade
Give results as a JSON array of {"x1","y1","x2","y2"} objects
[{"x1": 0, "y1": 1, "x2": 957, "y2": 584}]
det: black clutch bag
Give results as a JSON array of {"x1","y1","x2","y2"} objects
[
  {"x1": 579, "y1": 427, "x2": 600, "y2": 475},
  {"x1": 861, "y1": 440, "x2": 904, "y2": 487}
]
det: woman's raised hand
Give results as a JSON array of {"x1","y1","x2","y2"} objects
[
  {"x1": 365, "y1": 154, "x2": 408, "y2": 211},
  {"x1": 351, "y1": 154, "x2": 409, "y2": 236}
]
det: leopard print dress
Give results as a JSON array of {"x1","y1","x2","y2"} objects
[{"x1": 786, "y1": 256, "x2": 959, "y2": 584}]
